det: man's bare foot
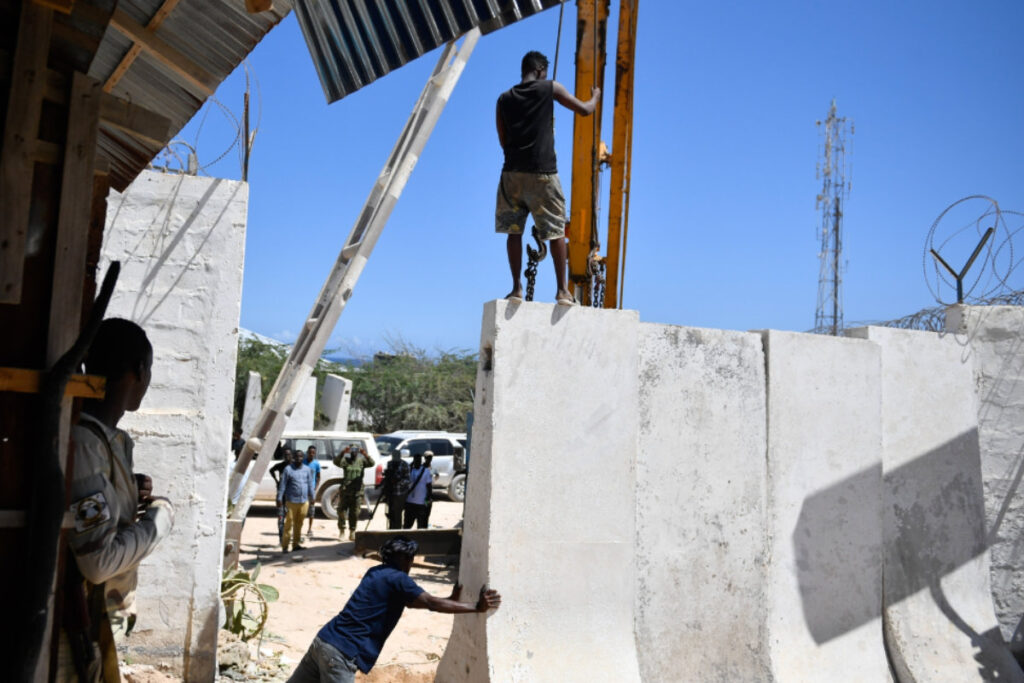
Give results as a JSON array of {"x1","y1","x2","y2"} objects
[
  {"x1": 555, "y1": 289, "x2": 576, "y2": 306},
  {"x1": 505, "y1": 288, "x2": 523, "y2": 303}
]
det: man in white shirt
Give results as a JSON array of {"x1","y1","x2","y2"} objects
[{"x1": 403, "y1": 452, "x2": 432, "y2": 529}]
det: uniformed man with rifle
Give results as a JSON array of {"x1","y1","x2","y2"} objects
[{"x1": 334, "y1": 445, "x2": 375, "y2": 541}]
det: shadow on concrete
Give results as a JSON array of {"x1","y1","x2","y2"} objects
[{"x1": 793, "y1": 429, "x2": 1008, "y2": 659}]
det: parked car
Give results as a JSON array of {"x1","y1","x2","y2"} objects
[
  {"x1": 253, "y1": 431, "x2": 382, "y2": 520},
  {"x1": 374, "y1": 431, "x2": 468, "y2": 502}
]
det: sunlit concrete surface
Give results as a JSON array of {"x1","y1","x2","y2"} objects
[{"x1": 100, "y1": 170, "x2": 248, "y2": 678}]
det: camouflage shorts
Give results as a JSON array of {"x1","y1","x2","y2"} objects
[{"x1": 495, "y1": 171, "x2": 566, "y2": 240}]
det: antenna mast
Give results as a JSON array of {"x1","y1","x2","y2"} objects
[{"x1": 814, "y1": 100, "x2": 852, "y2": 335}]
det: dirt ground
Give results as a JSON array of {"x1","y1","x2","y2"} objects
[{"x1": 234, "y1": 499, "x2": 466, "y2": 682}]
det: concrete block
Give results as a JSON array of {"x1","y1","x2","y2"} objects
[
  {"x1": 438, "y1": 300, "x2": 643, "y2": 682},
  {"x1": 101, "y1": 170, "x2": 248, "y2": 678},
  {"x1": 241, "y1": 371, "x2": 262, "y2": 438},
  {"x1": 849, "y1": 326, "x2": 1022, "y2": 681},
  {"x1": 286, "y1": 376, "x2": 316, "y2": 432},
  {"x1": 319, "y1": 374, "x2": 352, "y2": 431},
  {"x1": 761, "y1": 330, "x2": 888, "y2": 681},
  {"x1": 945, "y1": 305, "x2": 1024, "y2": 654},
  {"x1": 635, "y1": 324, "x2": 769, "y2": 681}
]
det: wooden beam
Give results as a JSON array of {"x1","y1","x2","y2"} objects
[
  {"x1": 103, "y1": 0, "x2": 182, "y2": 93},
  {"x1": 99, "y1": 93, "x2": 172, "y2": 147},
  {"x1": 0, "y1": 368, "x2": 105, "y2": 399},
  {"x1": 245, "y1": 0, "x2": 274, "y2": 12},
  {"x1": 0, "y1": 3, "x2": 53, "y2": 304},
  {"x1": 109, "y1": 7, "x2": 216, "y2": 96},
  {"x1": 33, "y1": 0, "x2": 74, "y2": 14},
  {"x1": 48, "y1": 72, "x2": 101, "y2": 365}
]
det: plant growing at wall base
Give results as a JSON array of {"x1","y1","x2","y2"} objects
[{"x1": 221, "y1": 563, "x2": 279, "y2": 641}]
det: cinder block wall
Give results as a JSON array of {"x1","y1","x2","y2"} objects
[{"x1": 100, "y1": 170, "x2": 248, "y2": 679}]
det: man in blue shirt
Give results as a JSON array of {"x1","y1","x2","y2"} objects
[
  {"x1": 288, "y1": 537, "x2": 501, "y2": 682},
  {"x1": 304, "y1": 445, "x2": 322, "y2": 539},
  {"x1": 277, "y1": 451, "x2": 315, "y2": 553}
]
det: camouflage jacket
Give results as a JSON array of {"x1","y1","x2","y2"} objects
[{"x1": 69, "y1": 414, "x2": 174, "y2": 620}]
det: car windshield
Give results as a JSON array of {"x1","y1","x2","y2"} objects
[{"x1": 376, "y1": 436, "x2": 402, "y2": 454}]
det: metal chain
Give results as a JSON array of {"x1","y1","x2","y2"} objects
[
  {"x1": 525, "y1": 225, "x2": 547, "y2": 302},
  {"x1": 525, "y1": 252, "x2": 539, "y2": 302}
]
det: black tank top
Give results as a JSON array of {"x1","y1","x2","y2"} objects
[{"x1": 497, "y1": 80, "x2": 557, "y2": 174}]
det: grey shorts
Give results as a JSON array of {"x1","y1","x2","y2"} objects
[{"x1": 495, "y1": 171, "x2": 566, "y2": 240}]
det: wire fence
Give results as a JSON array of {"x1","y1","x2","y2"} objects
[{"x1": 841, "y1": 196, "x2": 1024, "y2": 333}]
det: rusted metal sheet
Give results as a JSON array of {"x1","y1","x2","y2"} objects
[
  {"x1": 295, "y1": 0, "x2": 563, "y2": 104},
  {"x1": 85, "y1": 0, "x2": 293, "y2": 190}
]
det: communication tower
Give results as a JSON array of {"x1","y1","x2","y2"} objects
[{"x1": 814, "y1": 100, "x2": 853, "y2": 335}]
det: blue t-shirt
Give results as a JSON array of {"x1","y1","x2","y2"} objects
[
  {"x1": 317, "y1": 565, "x2": 425, "y2": 673},
  {"x1": 305, "y1": 457, "x2": 322, "y2": 485}
]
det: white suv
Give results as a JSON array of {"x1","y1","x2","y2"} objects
[
  {"x1": 254, "y1": 431, "x2": 382, "y2": 519},
  {"x1": 374, "y1": 431, "x2": 468, "y2": 502}
]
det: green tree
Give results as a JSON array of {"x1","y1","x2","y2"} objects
[
  {"x1": 233, "y1": 337, "x2": 350, "y2": 432},
  {"x1": 348, "y1": 342, "x2": 476, "y2": 434}
]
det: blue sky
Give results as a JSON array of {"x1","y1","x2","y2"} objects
[{"x1": 172, "y1": 1, "x2": 1024, "y2": 357}]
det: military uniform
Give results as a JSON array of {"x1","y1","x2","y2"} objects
[
  {"x1": 57, "y1": 413, "x2": 174, "y2": 682},
  {"x1": 335, "y1": 453, "x2": 374, "y2": 539}
]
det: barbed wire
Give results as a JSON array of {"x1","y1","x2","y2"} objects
[
  {"x1": 924, "y1": 196, "x2": 1024, "y2": 305},
  {"x1": 149, "y1": 59, "x2": 260, "y2": 178},
  {"x1": 846, "y1": 196, "x2": 1024, "y2": 333}
]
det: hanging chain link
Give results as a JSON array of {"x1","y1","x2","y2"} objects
[{"x1": 525, "y1": 225, "x2": 547, "y2": 302}]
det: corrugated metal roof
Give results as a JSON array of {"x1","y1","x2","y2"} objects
[
  {"x1": 86, "y1": 0, "x2": 293, "y2": 190},
  {"x1": 295, "y1": 0, "x2": 563, "y2": 104}
]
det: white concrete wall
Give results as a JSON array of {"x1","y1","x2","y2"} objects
[
  {"x1": 285, "y1": 376, "x2": 316, "y2": 432},
  {"x1": 947, "y1": 305, "x2": 1024, "y2": 655},
  {"x1": 762, "y1": 330, "x2": 888, "y2": 681},
  {"x1": 635, "y1": 325, "x2": 769, "y2": 681},
  {"x1": 440, "y1": 303, "x2": 1022, "y2": 682},
  {"x1": 100, "y1": 170, "x2": 248, "y2": 679},
  {"x1": 240, "y1": 370, "x2": 262, "y2": 438},
  {"x1": 319, "y1": 374, "x2": 352, "y2": 431},
  {"x1": 438, "y1": 300, "x2": 644, "y2": 682},
  {"x1": 849, "y1": 325, "x2": 1021, "y2": 681}
]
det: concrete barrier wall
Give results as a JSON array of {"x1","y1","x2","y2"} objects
[
  {"x1": 850, "y1": 326, "x2": 1022, "y2": 681},
  {"x1": 441, "y1": 303, "x2": 1017, "y2": 682},
  {"x1": 635, "y1": 325, "x2": 768, "y2": 681},
  {"x1": 101, "y1": 170, "x2": 248, "y2": 678},
  {"x1": 438, "y1": 301, "x2": 644, "y2": 682},
  {"x1": 762, "y1": 330, "x2": 888, "y2": 680},
  {"x1": 947, "y1": 305, "x2": 1024, "y2": 655},
  {"x1": 319, "y1": 374, "x2": 352, "y2": 430}
]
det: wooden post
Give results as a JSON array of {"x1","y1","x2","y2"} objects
[
  {"x1": 49, "y1": 72, "x2": 102, "y2": 363},
  {"x1": 225, "y1": 30, "x2": 480, "y2": 545},
  {"x1": 0, "y1": 2, "x2": 53, "y2": 304}
]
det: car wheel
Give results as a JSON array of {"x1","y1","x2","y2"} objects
[
  {"x1": 447, "y1": 473, "x2": 466, "y2": 503},
  {"x1": 319, "y1": 484, "x2": 341, "y2": 520}
]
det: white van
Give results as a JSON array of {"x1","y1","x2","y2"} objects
[
  {"x1": 253, "y1": 431, "x2": 382, "y2": 519},
  {"x1": 374, "y1": 431, "x2": 467, "y2": 502}
]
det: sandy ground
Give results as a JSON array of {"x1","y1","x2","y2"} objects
[{"x1": 236, "y1": 498, "x2": 466, "y2": 682}]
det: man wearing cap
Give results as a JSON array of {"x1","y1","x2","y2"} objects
[{"x1": 288, "y1": 536, "x2": 502, "y2": 682}]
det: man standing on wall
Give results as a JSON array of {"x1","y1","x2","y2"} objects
[
  {"x1": 495, "y1": 50, "x2": 601, "y2": 305},
  {"x1": 277, "y1": 451, "x2": 315, "y2": 553},
  {"x1": 59, "y1": 319, "x2": 176, "y2": 682},
  {"x1": 335, "y1": 445, "x2": 375, "y2": 542},
  {"x1": 304, "y1": 445, "x2": 322, "y2": 539}
]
